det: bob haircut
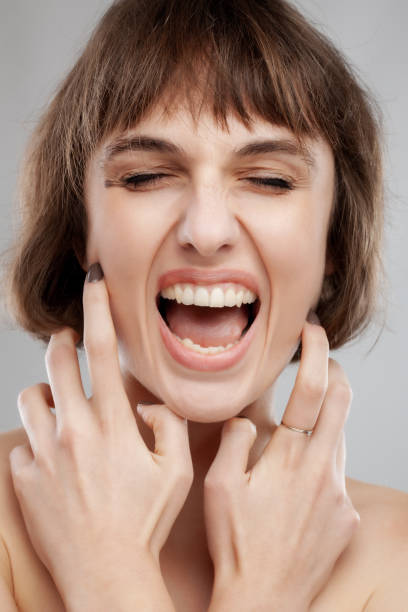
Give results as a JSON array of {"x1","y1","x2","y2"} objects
[{"x1": 2, "y1": 0, "x2": 386, "y2": 362}]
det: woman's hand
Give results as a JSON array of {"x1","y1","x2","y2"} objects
[
  {"x1": 8, "y1": 265, "x2": 193, "y2": 611},
  {"x1": 204, "y1": 317, "x2": 360, "y2": 612}
]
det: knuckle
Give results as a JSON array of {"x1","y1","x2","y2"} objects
[
  {"x1": 328, "y1": 358, "x2": 351, "y2": 385},
  {"x1": 342, "y1": 501, "x2": 361, "y2": 531},
  {"x1": 224, "y1": 418, "x2": 254, "y2": 435},
  {"x1": 179, "y1": 456, "x2": 194, "y2": 480},
  {"x1": 328, "y1": 357, "x2": 343, "y2": 372},
  {"x1": 318, "y1": 333, "x2": 330, "y2": 352},
  {"x1": 333, "y1": 486, "x2": 346, "y2": 507},
  {"x1": 203, "y1": 470, "x2": 217, "y2": 489},
  {"x1": 350, "y1": 509, "x2": 361, "y2": 528},
  {"x1": 9, "y1": 465, "x2": 26, "y2": 491},
  {"x1": 298, "y1": 375, "x2": 325, "y2": 401},
  {"x1": 173, "y1": 466, "x2": 194, "y2": 490},
  {"x1": 56, "y1": 424, "x2": 79, "y2": 451},
  {"x1": 329, "y1": 381, "x2": 353, "y2": 404},
  {"x1": 84, "y1": 330, "x2": 116, "y2": 359},
  {"x1": 310, "y1": 325, "x2": 330, "y2": 347},
  {"x1": 9, "y1": 445, "x2": 23, "y2": 471},
  {"x1": 204, "y1": 469, "x2": 220, "y2": 489},
  {"x1": 9, "y1": 446, "x2": 31, "y2": 482},
  {"x1": 204, "y1": 471, "x2": 233, "y2": 496},
  {"x1": 45, "y1": 339, "x2": 75, "y2": 370},
  {"x1": 35, "y1": 451, "x2": 55, "y2": 475},
  {"x1": 337, "y1": 493, "x2": 360, "y2": 525},
  {"x1": 17, "y1": 386, "x2": 35, "y2": 410}
]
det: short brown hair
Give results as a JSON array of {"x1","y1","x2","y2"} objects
[{"x1": 1, "y1": 0, "x2": 387, "y2": 362}]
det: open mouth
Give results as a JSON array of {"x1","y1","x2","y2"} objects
[{"x1": 156, "y1": 284, "x2": 261, "y2": 355}]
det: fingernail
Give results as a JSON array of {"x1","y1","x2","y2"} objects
[
  {"x1": 306, "y1": 310, "x2": 321, "y2": 325},
  {"x1": 86, "y1": 262, "x2": 104, "y2": 283}
]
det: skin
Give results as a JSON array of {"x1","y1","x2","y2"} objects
[
  {"x1": 4, "y1": 101, "x2": 408, "y2": 612},
  {"x1": 85, "y1": 107, "x2": 335, "y2": 460},
  {"x1": 8, "y1": 102, "x2": 361, "y2": 612},
  {"x1": 83, "y1": 103, "x2": 340, "y2": 601}
]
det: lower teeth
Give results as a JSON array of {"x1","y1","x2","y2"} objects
[{"x1": 174, "y1": 335, "x2": 239, "y2": 354}]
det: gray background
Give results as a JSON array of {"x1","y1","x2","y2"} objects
[{"x1": 0, "y1": 1, "x2": 407, "y2": 491}]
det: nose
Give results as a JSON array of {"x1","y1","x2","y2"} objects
[{"x1": 176, "y1": 185, "x2": 241, "y2": 257}]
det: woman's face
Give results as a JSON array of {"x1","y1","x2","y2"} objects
[{"x1": 84, "y1": 104, "x2": 335, "y2": 422}]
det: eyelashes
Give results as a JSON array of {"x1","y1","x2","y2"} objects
[
  {"x1": 248, "y1": 176, "x2": 294, "y2": 191},
  {"x1": 106, "y1": 172, "x2": 294, "y2": 193},
  {"x1": 124, "y1": 173, "x2": 171, "y2": 189}
]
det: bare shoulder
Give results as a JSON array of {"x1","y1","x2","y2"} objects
[
  {"x1": 311, "y1": 476, "x2": 408, "y2": 611},
  {"x1": 346, "y1": 475, "x2": 408, "y2": 546},
  {"x1": 347, "y1": 476, "x2": 408, "y2": 610}
]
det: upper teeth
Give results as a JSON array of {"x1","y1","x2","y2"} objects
[{"x1": 160, "y1": 283, "x2": 257, "y2": 308}]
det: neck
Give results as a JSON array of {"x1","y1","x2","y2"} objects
[
  {"x1": 121, "y1": 369, "x2": 278, "y2": 465},
  {"x1": 120, "y1": 371, "x2": 279, "y2": 562}
]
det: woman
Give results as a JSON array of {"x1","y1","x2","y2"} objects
[{"x1": 0, "y1": 0, "x2": 407, "y2": 610}]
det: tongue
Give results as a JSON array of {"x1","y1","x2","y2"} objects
[{"x1": 165, "y1": 302, "x2": 249, "y2": 347}]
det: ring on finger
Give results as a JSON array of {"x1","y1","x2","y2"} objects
[{"x1": 280, "y1": 421, "x2": 314, "y2": 436}]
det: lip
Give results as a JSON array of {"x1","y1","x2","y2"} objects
[
  {"x1": 157, "y1": 268, "x2": 260, "y2": 296},
  {"x1": 157, "y1": 306, "x2": 260, "y2": 372}
]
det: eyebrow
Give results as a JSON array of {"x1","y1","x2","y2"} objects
[{"x1": 102, "y1": 134, "x2": 316, "y2": 168}]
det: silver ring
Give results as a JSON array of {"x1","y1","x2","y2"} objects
[{"x1": 280, "y1": 422, "x2": 314, "y2": 436}]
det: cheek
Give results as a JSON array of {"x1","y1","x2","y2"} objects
[
  {"x1": 88, "y1": 201, "x2": 169, "y2": 279},
  {"x1": 248, "y1": 205, "x2": 327, "y2": 300}
]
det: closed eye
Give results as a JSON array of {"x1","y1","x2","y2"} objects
[
  {"x1": 111, "y1": 173, "x2": 294, "y2": 192},
  {"x1": 123, "y1": 173, "x2": 170, "y2": 189},
  {"x1": 243, "y1": 177, "x2": 293, "y2": 191}
]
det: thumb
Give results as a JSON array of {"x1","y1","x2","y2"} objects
[
  {"x1": 209, "y1": 417, "x2": 257, "y2": 480},
  {"x1": 136, "y1": 403, "x2": 193, "y2": 470}
]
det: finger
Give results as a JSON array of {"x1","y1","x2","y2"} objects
[
  {"x1": 9, "y1": 443, "x2": 33, "y2": 476},
  {"x1": 17, "y1": 383, "x2": 56, "y2": 458},
  {"x1": 310, "y1": 358, "x2": 353, "y2": 458},
  {"x1": 205, "y1": 417, "x2": 257, "y2": 481},
  {"x1": 136, "y1": 404, "x2": 194, "y2": 474},
  {"x1": 280, "y1": 319, "x2": 329, "y2": 433},
  {"x1": 82, "y1": 263, "x2": 125, "y2": 408},
  {"x1": 136, "y1": 403, "x2": 194, "y2": 558},
  {"x1": 45, "y1": 328, "x2": 87, "y2": 427}
]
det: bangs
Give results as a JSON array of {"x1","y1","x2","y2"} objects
[
  {"x1": 75, "y1": 0, "x2": 330, "y2": 154},
  {"x1": 6, "y1": 0, "x2": 385, "y2": 358}
]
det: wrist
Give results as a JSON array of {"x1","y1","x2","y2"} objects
[
  {"x1": 209, "y1": 596, "x2": 308, "y2": 612},
  {"x1": 64, "y1": 584, "x2": 176, "y2": 612},
  {"x1": 60, "y1": 556, "x2": 176, "y2": 612},
  {"x1": 209, "y1": 580, "x2": 309, "y2": 612}
]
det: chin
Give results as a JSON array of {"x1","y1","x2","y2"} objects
[{"x1": 155, "y1": 379, "x2": 259, "y2": 423}]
